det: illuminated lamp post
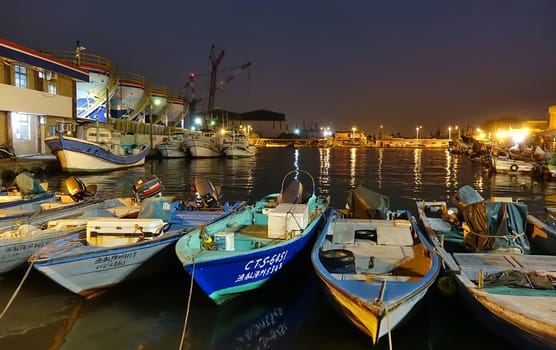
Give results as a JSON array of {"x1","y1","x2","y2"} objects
[
  {"x1": 448, "y1": 126, "x2": 452, "y2": 140},
  {"x1": 416, "y1": 125, "x2": 422, "y2": 141},
  {"x1": 456, "y1": 125, "x2": 460, "y2": 139},
  {"x1": 352, "y1": 127, "x2": 357, "y2": 140},
  {"x1": 380, "y1": 124, "x2": 383, "y2": 140}
]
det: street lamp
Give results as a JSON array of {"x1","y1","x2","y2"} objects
[
  {"x1": 448, "y1": 126, "x2": 452, "y2": 140},
  {"x1": 456, "y1": 125, "x2": 460, "y2": 139},
  {"x1": 352, "y1": 127, "x2": 356, "y2": 140},
  {"x1": 416, "y1": 126, "x2": 422, "y2": 140},
  {"x1": 380, "y1": 125, "x2": 383, "y2": 140}
]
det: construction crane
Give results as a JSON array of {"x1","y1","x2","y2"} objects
[{"x1": 184, "y1": 45, "x2": 251, "y2": 115}]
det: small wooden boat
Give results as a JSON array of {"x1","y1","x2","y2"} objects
[
  {"x1": 311, "y1": 186, "x2": 440, "y2": 346},
  {"x1": 489, "y1": 154, "x2": 537, "y2": 173},
  {"x1": 45, "y1": 122, "x2": 149, "y2": 173},
  {"x1": 417, "y1": 186, "x2": 556, "y2": 350},
  {"x1": 526, "y1": 207, "x2": 556, "y2": 255},
  {"x1": 29, "y1": 176, "x2": 243, "y2": 297},
  {"x1": 175, "y1": 169, "x2": 329, "y2": 305}
]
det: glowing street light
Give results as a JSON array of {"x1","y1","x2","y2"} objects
[
  {"x1": 455, "y1": 125, "x2": 460, "y2": 139},
  {"x1": 448, "y1": 126, "x2": 452, "y2": 140},
  {"x1": 352, "y1": 127, "x2": 357, "y2": 140},
  {"x1": 380, "y1": 124, "x2": 384, "y2": 139},
  {"x1": 416, "y1": 125, "x2": 422, "y2": 140}
]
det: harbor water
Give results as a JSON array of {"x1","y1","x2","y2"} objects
[{"x1": 2, "y1": 147, "x2": 551, "y2": 350}]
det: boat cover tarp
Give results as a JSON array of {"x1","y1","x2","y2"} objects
[
  {"x1": 14, "y1": 171, "x2": 46, "y2": 196},
  {"x1": 484, "y1": 270, "x2": 554, "y2": 290},
  {"x1": 453, "y1": 185, "x2": 530, "y2": 253},
  {"x1": 345, "y1": 185, "x2": 390, "y2": 219}
]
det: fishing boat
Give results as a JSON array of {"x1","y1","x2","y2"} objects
[
  {"x1": 182, "y1": 130, "x2": 224, "y2": 158},
  {"x1": 45, "y1": 122, "x2": 149, "y2": 173},
  {"x1": 174, "y1": 169, "x2": 329, "y2": 305},
  {"x1": 29, "y1": 176, "x2": 243, "y2": 297},
  {"x1": 526, "y1": 207, "x2": 556, "y2": 255},
  {"x1": 489, "y1": 154, "x2": 537, "y2": 173},
  {"x1": 417, "y1": 186, "x2": 556, "y2": 350},
  {"x1": 222, "y1": 130, "x2": 256, "y2": 158},
  {"x1": 311, "y1": 185, "x2": 440, "y2": 346},
  {"x1": 157, "y1": 133, "x2": 188, "y2": 158}
]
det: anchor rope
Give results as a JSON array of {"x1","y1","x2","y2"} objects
[
  {"x1": 178, "y1": 256, "x2": 196, "y2": 350},
  {"x1": 0, "y1": 261, "x2": 34, "y2": 320}
]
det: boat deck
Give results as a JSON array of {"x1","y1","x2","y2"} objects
[
  {"x1": 322, "y1": 218, "x2": 432, "y2": 282},
  {"x1": 453, "y1": 253, "x2": 556, "y2": 282}
]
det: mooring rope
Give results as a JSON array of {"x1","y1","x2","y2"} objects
[
  {"x1": 178, "y1": 256, "x2": 196, "y2": 350},
  {"x1": 0, "y1": 261, "x2": 33, "y2": 320}
]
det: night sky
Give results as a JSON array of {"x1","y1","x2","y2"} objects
[{"x1": 3, "y1": 0, "x2": 556, "y2": 137}]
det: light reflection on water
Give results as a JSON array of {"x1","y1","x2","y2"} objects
[{"x1": 2, "y1": 147, "x2": 549, "y2": 349}]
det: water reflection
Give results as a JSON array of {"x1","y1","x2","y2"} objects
[
  {"x1": 349, "y1": 148, "x2": 357, "y2": 188},
  {"x1": 413, "y1": 148, "x2": 423, "y2": 196},
  {"x1": 0, "y1": 147, "x2": 542, "y2": 349},
  {"x1": 377, "y1": 148, "x2": 384, "y2": 189},
  {"x1": 318, "y1": 148, "x2": 331, "y2": 198}
]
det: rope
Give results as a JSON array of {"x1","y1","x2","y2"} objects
[
  {"x1": 373, "y1": 299, "x2": 393, "y2": 350},
  {"x1": 178, "y1": 256, "x2": 196, "y2": 350},
  {"x1": 0, "y1": 261, "x2": 33, "y2": 320}
]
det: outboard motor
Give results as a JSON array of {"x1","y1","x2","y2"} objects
[
  {"x1": 193, "y1": 176, "x2": 219, "y2": 208},
  {"x1": 66, "y1": 176, "x2": 96, "y2": 202},
  {"x1": 132, "y1": 175, "x2": 164, "y2": 203}
]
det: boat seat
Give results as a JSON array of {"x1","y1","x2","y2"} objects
[
  {"x1": 331, "y1": 222, "x2": 355, "y2": 244},
  {"x1": 376, "y1": 225, "x2": 414, "y2": 246}
]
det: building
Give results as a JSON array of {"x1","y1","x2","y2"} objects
[{"x1": 0, "y1": 38, "x2": 89, "y2": 156}]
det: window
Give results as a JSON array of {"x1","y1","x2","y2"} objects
[
  {"x1": 14, "y1": 65, "x2": 27, "y2": 88},
  {"x1": 48, "y1": 81, "x2": 56, "y2": 94},
  {"x1": 12, "y1": 113, "x2": 31, "y2": 140}
]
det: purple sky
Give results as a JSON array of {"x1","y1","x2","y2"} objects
[{"x1": 3, "y1": 0, "x2": 556, "y2": 137}]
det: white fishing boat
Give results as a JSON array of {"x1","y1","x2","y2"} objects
[
  {"x1": 489, "y1": 154, "x2": 538, "y2": 173},
  {"x1": 157, "y1": 133, "x2": 187, "y2": 158},
  {"x1": 182, "y1": 130, "x2": 224, "y2": 158},
  {"x1": 29, "y1": 176, "x2": 243, "y2": 297},
  {"x1": 222, "y1": 130, "x2": 256, "y2": 158},
  {"x1": 45, "y1": 122, "x2": 149, "y2": 173}
]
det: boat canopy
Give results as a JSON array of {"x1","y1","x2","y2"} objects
[{"x1": 453, "y1": 185, "x2": 530, "y2": 253}]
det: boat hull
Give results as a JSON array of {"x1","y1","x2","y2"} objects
[
  {"x1": 223, "y1": 145, "x2": 256, "y2": 158},
  {"x1": 30, "y1": 200, "x2": 242, "y2": 296},
  {"x1": 526, "y1": 213, "x2": 556, "y2": 255},
  {"x1": 32, "y1": 233, "x2": 180, "y2": 296},
  {"x1": 45, "y1": 135, "x2": 149, "y2": 173},
  {"x1": 157, "y1": 141, "x2": 187, "y2": 158},
  {"x1": 490, "y1": 156, "x2": 536, "y2": 173},
  {"x1": 451, "y1": 253, "x2": 556, "y2": 350},
  {"x1": 176, "y1": 193, "x2": 328, "y2": 305},
  {"x1": 311, "y1": 208, "x2": 440, "y2": 345}
]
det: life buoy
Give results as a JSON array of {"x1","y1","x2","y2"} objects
[
  {"x1": 437, "y1": 274, "x2": 458, "y2": 297},
  {"x1": 510, "y1": 164, "x2": 519, "y2": 172},
  {"x1": 319, "y1": 249, "x2": 355, "y2": 269}
]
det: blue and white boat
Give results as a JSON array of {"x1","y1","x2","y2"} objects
[
  {"x1": 45, "y1": 123, "x2": 149, "y2": 173},
  {"x1": 29, "y1": 176, "x2": 243, "y2": 297},
  {"x1": 174, "y1": 169, "x2": 329, "y2": 305}
]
